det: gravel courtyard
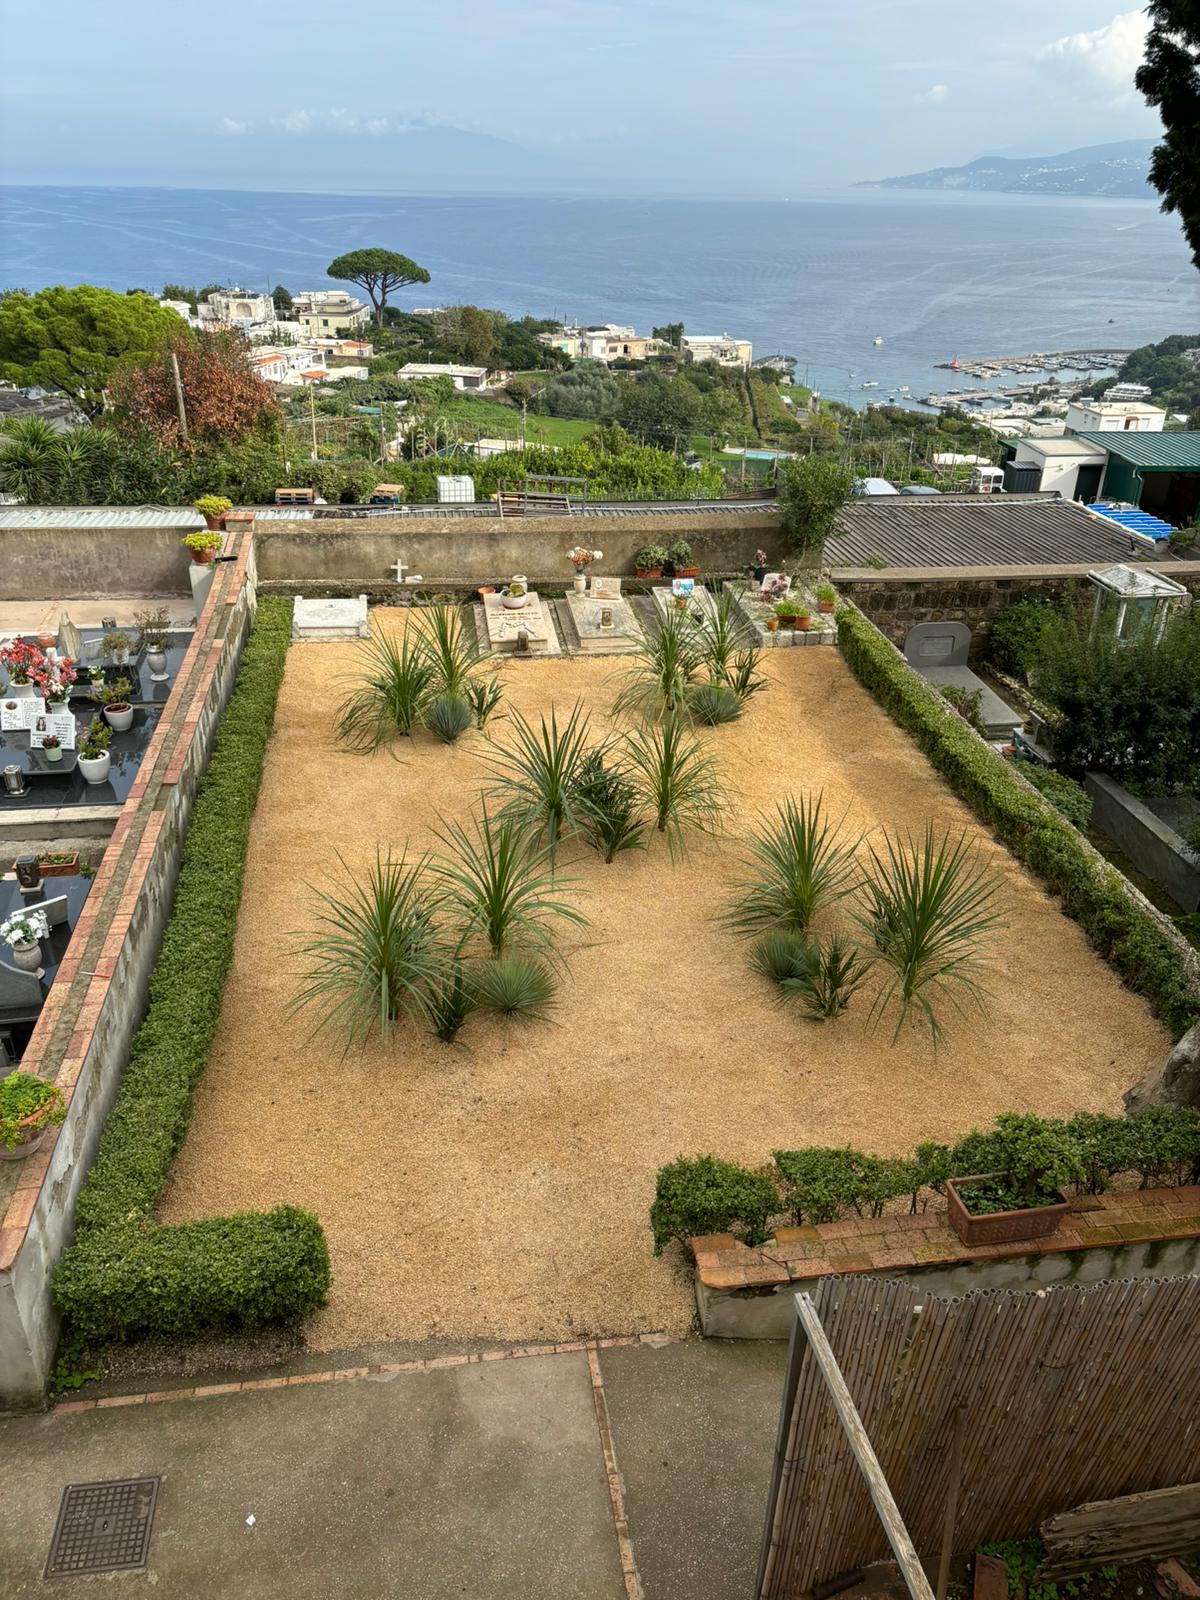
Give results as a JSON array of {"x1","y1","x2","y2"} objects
[{"x1": 159, "y1": 611, "x2": 1170, "y2": 1352}]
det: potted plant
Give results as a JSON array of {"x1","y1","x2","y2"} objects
[
  {"x1": 99, "y1": 629, "x2": 132, "y2": 668},
  {"x1": 668, "y1": 539, "x2": 700, "y2": 579},
  {"x1": 1, "y1": 907, "x2": 50, "y2": 973},
  {"x1": 194, "y1": 494, "x2": 233, "y2": 531},
  {"x1": 40, "y1": 657, "x2": 77, "y2": 705},
  {"x1": 135, "y1": 607, "x2": 171, "y2": 680},
  {"x1": 37, "y1": 850, "x2": 80, "y2": 876},
  {"x1": 502, "y1": 576, "x2": 529, "y2": 611},
  {"x1": 0, "y1": 1071, "x2": 67, "y2": 1162},
  {"x1": 945, "y1": 1114, "x2": 1082, "y2": 1248},
  {"x1": 97, "y1": 676, "x2": 135, "y2": 733},
  {"x1": 795, "y1": 606, "x2": 813, "y2": 633},
  {"x1": 40, "y1": 733, "x2": 62, "y2": 763},
  {"x1": 0, "y1": 640, "x2": 47, "y2": 700},
  {"x1": 566, "y1": 546, "x2": 603, "y2": 595},
  {"x1": 78, "y1": 717, "x2": 112, "y2": 785},
  {"x1": 774, "y1": 599, "x2": 800, "y2": 630},
  {"x1": 634, "y1": 544, "x2": 668, "y2": 579},
  {"x1": 182, "y1": 532, "x2": 223, "y2": 565},
  {"x1": 766, "y1": 616, "x2": 780, "y2": 633},
  {"x1": 816, "y1": 582, "x2": 837, "y2": 615}
]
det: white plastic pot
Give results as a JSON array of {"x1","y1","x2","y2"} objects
[
  {"x1": 104, "y1": 704, "x2": 134, "y2": 733},
  {"x1": 79, "y1": 750, "x2": 111, "y2": 785}
]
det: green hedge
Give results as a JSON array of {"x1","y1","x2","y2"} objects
[
  {"x1": 651, "y1": 1106, "x2": 1200, "y2": 1248},
  {"x1": 53, "y1": 597, "x2": 331, "y2": 1343},
  {"x1": 836, "y1": 607, "x2": 1200, "y2": 1036}
]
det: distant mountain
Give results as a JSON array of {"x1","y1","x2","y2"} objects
[{"x1": 861, "y1": 140, "x2": 1156, "y2": 200}]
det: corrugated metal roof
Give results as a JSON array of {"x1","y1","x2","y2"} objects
[
  {"x1": 1071, "y1": 431, "x2": 1200, "y2": 469},
  {"x1": 0, "y1": 506, "x2": 204, "y2": 529},
  {"x1": 830, "y1": 493, "x2": 1175, "y2": 570}
]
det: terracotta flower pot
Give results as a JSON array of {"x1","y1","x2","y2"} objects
[
  {"x1": 37, "y1": 852, "x2": 80, "y2": 876},
  {"x1": 203, "y1": 513, "x2": 226, "y2": 532},
  {"x1": 777, "y1": 615, "x2": 796, "y2": 630},
  {"x1": 766, "y1": 618, "x2": 779, "y2": 633},
  {"x1": 818, "y1": 600, "x2": 835, "y2": 614},
  {"x1": 0, "y1": 1124, "x2": 49, "y2": 1162},
  {"x1": 796, "y1": 616, "x2": 812, "y2": 632},
  {"x1": 634, "y1": 565, "x2": 662, "y2": 579},
  {"x1": 674, "y1": 565, "x2": 700, "y2": 579},
  {"x1": 191, "y1": 548, "x2": 216, "y2": 565},
  {"x1": 945, "y1": 1174, "x2": 1070, "y2": 1248}
]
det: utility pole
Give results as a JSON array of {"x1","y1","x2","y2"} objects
[
  {"x1": 309, "y1": 388, "x2": 318, "y2": 462},
  {"x1": 169, "y1": 352, "x2": 189, "y2": 444}
]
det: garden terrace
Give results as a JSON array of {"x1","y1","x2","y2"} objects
[{"x1": 159, "y1": 614, "x2": 1169, "y2": 1351}]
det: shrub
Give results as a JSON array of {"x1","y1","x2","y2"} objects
[
  {"x1": 54, "y1": 599, "x2": 331, "y2": 1342},
  {"x1": 749, "y1": 929, "x2": 818, "y2": 986},
  {"x1": 423, "y1": 690, "x2": 473, "y2": 743},
  {"x1": 773, "y1": 1146, "x2": 916, "y2": 1224},
  {"x1": 780, "y1": 933, "x2": 871, "y2": 1022},
  {"x1": 0, "y1": 1070, "x2": 66, "y2": 1150},
  {"x1": 938, "y1": 683, "x2": 985, "y2": 734},
  {"x1": 836, "y1": 606, "x2": 1200, "y2": 1036},
  {"x1": 1013, "y1": 762, "x2": 1092, "y2": 829},
  {"x1": 986, "y1": 598, "x2": 1056, "y2": 678},
  {"x1": 650, "y1": 1155, "x2": 779, "y2": 1254},
  {"x1": 725, "y1": 793, "x2": 860, "y2": 938},
  {"x1": 686, "y1": 682, "x2": 742, "y2": 725}
]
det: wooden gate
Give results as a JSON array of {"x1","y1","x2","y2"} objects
[{"x1": 758, "y1": 1275, "x2": 1200, "y2": 1599}]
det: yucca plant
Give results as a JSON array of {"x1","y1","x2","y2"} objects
[
  {"x1": 432, "y1": 808, "x2": 587, "y2": 962},
  {"x1": 780, "y1": 933, "x2": 871, "y2": 1022},
  {"x1": 749, "y1": 928, "x2": 819, "y2": 986},
  {"x1": 700, "y1": 585, "x2": 755, "y2": 682},
  {"x1": 724, "y1": 793, "x2": 860, "y2": 937},
  {"x1": 571, "y1": 749, "x2": 647, "y2": 863},
  {"x1": 487, "y1": 700, "x2": 600, "y2": 851},
  {"x1": 725, "y1": 649, "x2": 767, "y2": 706},
  {"x1": 418, "y1": 604, "x2": 486, "y2": 698},
  {"x1": 335, "y1": 629, "x2": 436, "y2": 749},
  {"x1": 426, "y1": 958, "x2": 476, "y2": 1043},
  {"x1": 470, "y1": 954, "x2": 557, "y2": 1021},
  {"x1": 424, "y1": 690, "x2": 474, "y2": 744},
  {"x1": 612, "y1": 607, "x2": 703, "y2": 720},
  {"x1": 854, "y1": 825, "x2": 1003, "y2": 1045},
  {"x1": 623, "y1": 712, "x2": 728, "y2": 857},
  {"x1": 466, "y1": 675, "x2": 504, "y2": 729},
  {"x1": 291, "y1": 852, "x2": 443, "y2": 1050},
  {"x1": 686, "y1": 681, "x2": 742, "y2": 726}
]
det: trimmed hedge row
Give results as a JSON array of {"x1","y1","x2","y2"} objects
[
  {"x1": 53, "y1": 597, "x2": 331, "y2": 1343},
  {"x1": 651, "y1": 1106, "x2": 1200, "y2": 1253},
  {"x1": 836, "y1": 606, "x2": 1200, "y2": 1037}
]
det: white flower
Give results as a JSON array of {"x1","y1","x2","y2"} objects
[{"x1": 1, "y1": 909, "x2": 49, "y2": 946}]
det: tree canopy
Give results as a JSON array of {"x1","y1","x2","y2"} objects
[
  {"x1": 778, "y1": 454, "x2": 858, "y2": 563},
  {"x1": 616, "y1": 371, "x2": 701, "y2": 447},
  {"x1": 107, "y1": 330, "x2": 280, "y2": 448},
  {"x1": 326, "y1": 248, "x2": 430, "y2": 327},
  {"x1": 0, "y1": 286, "x2": 185, "y2": 417},
  {"x1": 1137, "y1": 2, "x2": 1200, "y2": 273}
]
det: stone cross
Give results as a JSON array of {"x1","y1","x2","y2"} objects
[{"x1": 391, "y1": 557, "x2": 409, "y2": 583}]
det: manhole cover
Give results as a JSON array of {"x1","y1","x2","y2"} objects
[{"x1": 45, "y1": 1476, "x2": 160, "y2": 1576}]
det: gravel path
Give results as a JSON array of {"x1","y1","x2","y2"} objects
[{"x1": 159, "y1": 614, "x2": 1169, "y2": 1351}]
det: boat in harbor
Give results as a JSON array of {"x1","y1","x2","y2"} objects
[
  {"x1": 862, "y1": 380, "x2": 879, "y2": 389},
  {"x1": 873, "y1": 336, "x2": 884, "y2": 346}
]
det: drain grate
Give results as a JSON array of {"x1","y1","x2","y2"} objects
[{"x1": 45, "y1": 1476, "x2": 160, "y2": 1576}]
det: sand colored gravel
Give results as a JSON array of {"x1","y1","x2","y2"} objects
[{"x1": 159, "y1": 612, "x2": 1170, "y2": 1350}]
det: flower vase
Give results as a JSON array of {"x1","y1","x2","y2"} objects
[
  {"x1": 10, "y1": 939, "x2": 41, "y2": 973},
  {"x1": 5, "y1": 682, "x2": 34, "y2": 699},
  {"x1": 573, "y1": 573, "x2": 587, "y2": 594}
]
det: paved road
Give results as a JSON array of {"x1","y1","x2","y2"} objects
[{"x1": 0, "y1": 1338, "x2": 787, "y2": 1599}]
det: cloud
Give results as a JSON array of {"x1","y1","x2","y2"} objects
[
  {"x1": 220, "y1": 117, "x2": 250, "y2": 136},
  {"x1": 1035, "y1": 9, "x2": 1149, "y2": 90},
  {"x1": 915, "y1": 83, "x2": 948, "y2": 105},
  {"x1": 281, "y1": 110, "x2": 313, "y2": 136}
]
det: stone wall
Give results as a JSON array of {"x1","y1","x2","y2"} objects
[
  {"x1": 0, "y1": 536, "x2": 258, "y2": 1408},
  {"x1": 834, "y1": 570, "x2": 1085, "y2": 658},
  {"x1": 0, "y1": 522, "x2": 195, "y2": 599},
  {"x1": 690, "y1": 1185, "x2": 1200, "y2": 1339}
]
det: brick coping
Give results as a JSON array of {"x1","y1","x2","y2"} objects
[
  {"x1": 690, "y1": 1185, "x2": 1200, "y2": 1290},
  {"x1": 0, "y1": 534, "x2": 254, "y2": 1274}
]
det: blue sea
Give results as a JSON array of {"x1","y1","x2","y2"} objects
[{"x1": 2, "y1": 185, "x2": 1198, "y2": 405}]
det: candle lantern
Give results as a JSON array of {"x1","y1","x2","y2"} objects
[
  {"x1": 2, "y1": 765, "x2": 27, "y2": 797},
  {"x1": 14, "y1": 854, "x2": 42, "y2": 893}
]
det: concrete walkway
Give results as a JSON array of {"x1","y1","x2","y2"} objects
[{"x1": 0, "y1": 1338, "x2": 787, "y2": 1599}]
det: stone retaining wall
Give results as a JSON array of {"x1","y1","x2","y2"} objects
[
  {"x1": 689, "y1": 1185, "x2": 1200, "y2": 1339},
  {"x1": 0, "y1": 535, "x2": 258, "y2": 1409},
  {"x1": 1086, "y1": 774, "x2": 1200, "y2": 914}
]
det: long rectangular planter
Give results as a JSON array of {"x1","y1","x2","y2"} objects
[{"x1": 946, "y1": 1173, "x2": 1070, "y2": 1248}]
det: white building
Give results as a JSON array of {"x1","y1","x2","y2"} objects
[
  {"x1": 682, "y1": 333, "x2": 753, "y2": 368},
  {"x1": 999, "y1": 436, "x2": 1109, "y2": 501},
  {"x1": 293, "y1": 291, "x2": 372, "y2": 334},
  {"x1": 248, "y1": 344, "x2": 328, "y2": 385},
  {"x1": 1065, "y1": 399, "x2": 1166, "y2": 434},
  {"x1": 1103, "y1": 382, "x2": 1153, "y2": 402},
  {"x1": 398, "y1": 362, "x2": 493, "y2": 391},
  {"x1": 201, "y1": 290, "x2": 276, "y2": 332},
  {"x1": 538, "y1": 324, "x2": 664, "y2": 362}
]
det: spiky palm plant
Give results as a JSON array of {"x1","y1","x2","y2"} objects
[
  {"x1": 469, "y1": 954, "x2": 557, "y2": 1021},
  {"x1": 486, "y1": 700, "x2": 600, "y2": 851},
  {"x1": 623, "y1": 712, "x2": 728, "y2": 857},
  {"x1": 466, "y1": 675, "x2": 504, "y2": 729},
  {"x1": 854, "y1": 825, "x2": 1003, "y2": 1045},
  {"x1": 291, "y1": 852, "x2": 443, "y2": 1050},
  {"x1": 686, "y1": 682, "x2": 742, "y2": 726},
  {"x1": 780, "y1": 933, "x2": 872, "y2": 1022},
  {"x1": 427, "y1": 959, "x2": 476, "y2": 1044},
  {"x1": 424, "y1": 691, "x2": 473, "y2": 743},
  {"x1": 725, "y1": 649, "x2": 767, "y2": 706},
  {"x1": 611, "y1": 607, "x2": 703, "y2": 720},
  {"x1": 700, "y1": 585, "x2": 756, "y2": 683},
  {"x1": 335, "y1": 629, "x2": 436, "y2": 750},
  {"x1": 418, "y1": 604, "x2": 487, "y2": 698},
  {"x1": 724, "y1": 793, "x2": 860, "y2": 938},
  {"x1": 432, "y1": 808, "x2": 587, "y2": 962},
  {"x1": 749, "y1": 929, "x2": 818, "y2": 986},
  {"x1": 571, "y1": 749, "x2": 647, "y2": 864}
]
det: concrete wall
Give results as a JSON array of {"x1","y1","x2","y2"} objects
[
  {"x1": 1086, "y1": 773, "x2": 1200, "y2": 914},
  {"x1": 252, "y1": 510, "x2": 780, "y2": 589},
  {"x1": 695, "y1": 1232, "x2": 1200, "y2": 1339},
  {"x1": 0, "y1": 523, "x2": 195, "y2": 599},
  {"x1": 0, "y1": 548, "x2": 258, "y2": 1408}
]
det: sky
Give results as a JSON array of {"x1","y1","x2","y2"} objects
[{"x1": 0, "y1": 1, "x2": 1164, "y2": 195}]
